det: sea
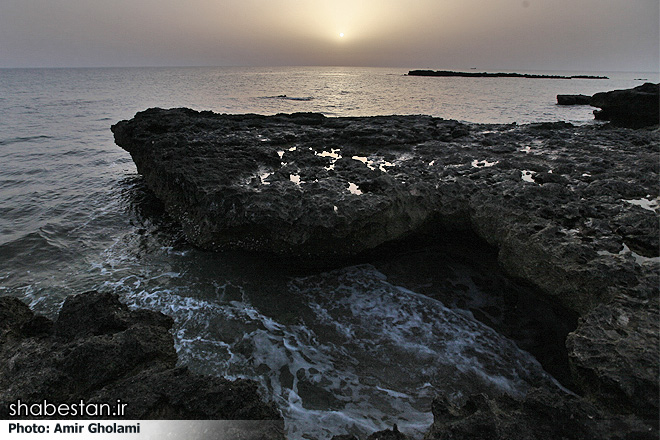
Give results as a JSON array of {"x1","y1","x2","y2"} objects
[{"x1": 1, "y1": 66, "x2": 657, "y2": 439}]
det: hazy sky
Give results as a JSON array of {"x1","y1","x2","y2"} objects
[{"x1": 0, "y1": 0, "x2": 658, "y2": 71}]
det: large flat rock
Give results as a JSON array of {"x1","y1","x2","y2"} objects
[
  {"x1": 112, "y1": 108, "x2": 658, "y2": 312},
  {"x1": 112, "y1": 108, "x2": 659, "y2": 426}
]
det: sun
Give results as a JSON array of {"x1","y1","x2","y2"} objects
[{"x1": 339, "y1": 32, "x2": 345, "y2": 38}]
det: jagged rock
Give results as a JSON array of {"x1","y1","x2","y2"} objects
[
  {"x1": 112, "y1": 108, "x2": 659, "y2": 429},
  {"x1": 556, "y1": 94, "x2": 591, "y2": 105},
  {"x1": 424, "y1": 389, "x2": 656, "y2": 440},
  {"x1": 566, "y1": 294, "x2": 660, "y2": 419},
  {"x1": 0, "y1": 292, "x2": 283, "y2": 435},
  {"x1": 590, "y1": 82, "x2": 660, "y2": 127}
]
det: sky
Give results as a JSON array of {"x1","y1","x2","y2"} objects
[{"x1": 0, "y1": 0, "x2": 658, "y2": 72}]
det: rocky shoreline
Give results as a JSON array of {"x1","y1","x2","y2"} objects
[{"x1": 110, "y1": 107, "x2": 659, "y2": 438}]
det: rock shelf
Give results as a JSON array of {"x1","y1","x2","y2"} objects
[{"x1": 112, "y1": 108, "x2": 658, "y2": 438}]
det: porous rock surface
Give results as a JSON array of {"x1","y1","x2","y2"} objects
[
  {"x1": 0, "y1": 291, "x2": 283, "y2": 435},
  {"x1": 113, "y1": 108, "x2": 659, "y2": 436}
]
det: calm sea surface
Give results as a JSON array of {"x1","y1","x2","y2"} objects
[{"x1": 0, "y1": 66, "x2": 656, "y2": 438}]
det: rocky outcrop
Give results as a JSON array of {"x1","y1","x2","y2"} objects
[
  {"x1": 0, "y1": 292, "x2": 283, "y2": 436},
  {"x1": 556, "y1": 94, "x2": 591, "y2": 105},
  {"x1": 591, "y1": 82, "x2": 660, "y2": 127},
  {"x1": 113, "y1": 108, "x2": 659, "y2": 435}
]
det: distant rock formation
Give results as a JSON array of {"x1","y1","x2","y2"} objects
[
  {"x1": 0, "y1": 291, "x2": 284, "y2": 435},
  {"x1": 556, "y1": 94, "x2": 591, "y2": 105},
  {"x1": 590, "y1": 82, "x2": 659, "y2": 127},
  {"x1": 113, "y1": 109, "x2": 658, "y2": 438},
  {"x1": 408, "y1": 70, "x2": 608, "y2": 79}
]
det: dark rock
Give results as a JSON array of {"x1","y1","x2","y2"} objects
[
  {"x1": 557, "y1": 94, "x2": 592, "y2": 105},
  {"x1": 425, "y1": 389, "x2": 656, "y2": 440},
  {"x1": 590, "y1": 82, "x2": 660, "y2": 127},
  {"x1": 113, "y1": 108, "x2": 659, "y2": 428},
  {"x1": 0, "y1": 291, "x2": 283, "y2": 434}
]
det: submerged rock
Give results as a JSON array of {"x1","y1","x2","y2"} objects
[
  {"x1": 0, "y1": 292, "x2": 283, "y2": 434},
  {"x1": 590, "y1": 82, "x2": 660, "y2": 127},
  {"x1": 113, "y1": 108, "x2": 659, "y2": 434}
]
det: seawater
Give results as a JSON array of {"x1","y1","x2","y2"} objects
[{"x1": 0, "y1": 66, "x2": 656, "y2": 439}]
